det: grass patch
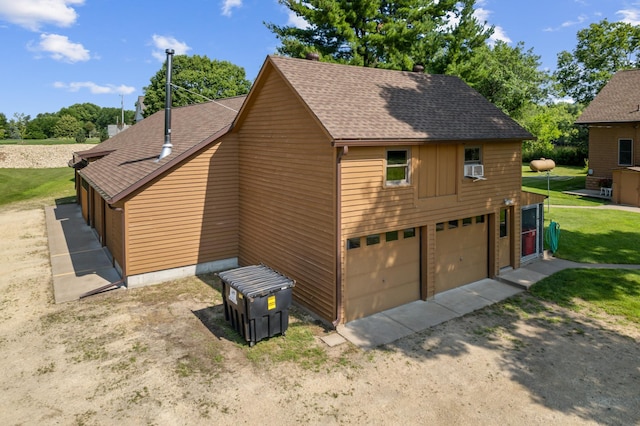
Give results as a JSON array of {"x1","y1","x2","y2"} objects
[
  {"x1": 530, "y1": 269, "x2": 640, "y2": 323},
  {"x1": 522, "y1": 164, "x2": 604, "y2": 207},
  {"x1": 543, "y1": 208, "x2": 640, "y2": 264},
  {"x1": 0, "y1": 138, "x2": 99, "y2": 145},
  {"x1": 246, "y1": 323, "x2": 328, "y2": 371},
  {"x1": 0, "y1": 167, "x2": 75, "y2": 208}
]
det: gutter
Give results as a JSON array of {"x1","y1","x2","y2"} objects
[{"x1": 331, "y1": 136, "x2": 534, "y2": 147}]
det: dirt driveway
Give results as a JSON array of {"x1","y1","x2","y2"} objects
[{"x1": 1, "y1": 206, "x2": 639, "y2": 425}]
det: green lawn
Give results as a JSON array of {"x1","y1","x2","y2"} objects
[
  {"x1": 531, "y1": 269, "x2": 640, "y2": 323},
  {"x1": 543, "y1": 207, "x2": 640, "y2": 264},
  {"x1": 0, "y1": 168, "x2": 76, "y2": 208},
  {"x1": 522, "y1": 165, "x2": 604, "y2": 207},
  {"x1": 0, "y1": 138, "x2": 99, "y2": 145}
]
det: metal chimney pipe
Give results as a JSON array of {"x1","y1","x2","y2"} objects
[{"x1": 157, "y1": 49, "x2": 175, "y2": 161}]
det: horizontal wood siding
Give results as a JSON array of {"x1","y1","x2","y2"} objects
[
  {"x1": 237, "y1": 68, "x2": 336, "y2": 323},
  {"x1": 341, "y1": 142, "x2": 522, "y2": 299},
  {"x1": 587, "y1": 125, "x2": 640, "y2": 189},
  {"x1": 124, "y1": 136, "x2": 239, "y2": 276}
]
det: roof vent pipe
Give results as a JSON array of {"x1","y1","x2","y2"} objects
[{"x1": 157, "y1": 49, "x2": 175, "y2": 161}]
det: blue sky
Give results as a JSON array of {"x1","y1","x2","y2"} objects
[{"x1": 1, "y1": 0, "x2": 639, "y2": 118}]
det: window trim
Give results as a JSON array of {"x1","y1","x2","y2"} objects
[
  {"x1": 385, "y1": 148, "x2": 411, "y2": 186},
  {"x1": 464, "y1": 146, "x2": 482, "y2": 165},
  {"x1": 500, "y1": 209, "x2": 508, "y2": 238},
  {"x1": 619, "y1": 138, "x2": 633, "y2": 166}
]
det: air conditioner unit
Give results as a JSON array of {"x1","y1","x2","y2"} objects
[{"x1": 464, "y1": 164, "x2": 484, "y2": 178}]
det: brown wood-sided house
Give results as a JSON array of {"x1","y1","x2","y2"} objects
[
  {"x1": 72, "y1": 55, "x2": 545, "y2": 325},
  {"x1": 576, "y1": 69, "x2": 640, "y2": 207}
]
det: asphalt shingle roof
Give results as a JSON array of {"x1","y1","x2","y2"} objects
[
  {"x1": 267, "y1": 55, "x2": 533, "y2": 142},
  {"x1": 576, "y1": 69, "x2": 640, "y2": 124},
  {"x1": 78, "y1": 96, "x2": 245, "y2": 203}
]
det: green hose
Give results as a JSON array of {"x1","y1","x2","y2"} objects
[{"x1": 545, "y1": 221, "x2": 560, "y2": 254}]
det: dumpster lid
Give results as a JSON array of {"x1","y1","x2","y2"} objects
[{"x1": 217, "y1": 264, "x2": 295, "y2": 298}]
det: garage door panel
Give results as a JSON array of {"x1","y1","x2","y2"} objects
[
  {"x1": 346, "y1": 262, "x2": 419, "y2": 299},
  {"x1": 435, "y1": 219, "x2": 487, "y2": 293},
  {"x1": 347, "y1": 281, "x2": 419, "y2": 321},
  {"x1": 345, "y1": 235, "x2": 420, "y2": 321}
]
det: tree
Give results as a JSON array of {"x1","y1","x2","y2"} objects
[
  {"x1": 265, "y1": 0, "x2": 492, "y2": 72},
  {"x1": 26, "y1": 113, "x2": 59, "y2": 139},
  {"x1": 8, "y1": 113, "x2": 30, "y2": 140},
  {"x1": 75, "y1": 128, "x2": 87, "y2": 143},
  {"x1": 448, "y1": 41, "x2": 550, "y2": 119},
  {"x1": 519, "y1": 102, "x2": 587, "y2": 147},
  {"x1": 0, "y1": 113, "x2": 7, "y2": 139},
  {"x1": 95, "y1": 107, "x2": 134, "y2": 130},
  {"x1": 53, "y1": 114, "x2": 82, "y2": 139},
  {"x1": 554, "y1": 19, "x2": 640, "y2": 104},
  {"x1": 58, "y1": 103, "x2": 101, "y2": 124},
  {"x1": 84, "y1": 122, "x2": 97, "y2": 139},
  {"x1": 142, "y1": 55, "x2": 252, "y2": 116}
]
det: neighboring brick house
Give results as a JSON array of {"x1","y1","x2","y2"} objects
[
  {"x1": 72, "y1": 55, "x2": 543, "y2": 325},
  {"x1": 576, "y1": 69, "x2": 640, "y2": 206}
]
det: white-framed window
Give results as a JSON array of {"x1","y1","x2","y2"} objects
[
  {"x1": 386, "y1": 149, "x2": 410, "y2": 186},
  {"x1": 619, "y1": 139, "x2": 633, "y2": 166},
  {"x1": 464, "y1": 146, "x2": 484, "y2": 178},
  {"x1": 464, "y1": 146, "x2": 482, "y2": 164}
]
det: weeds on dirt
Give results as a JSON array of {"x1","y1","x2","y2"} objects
[
  {"x1": 35, "y1": 362, "x2": 56, "y2": 375},
  {"x1": 245, "y1": 323, "x2": 328, "y2": 371}
]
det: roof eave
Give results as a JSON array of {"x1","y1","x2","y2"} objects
[
  {"x1": 100, "y1": 124, "x2": 232, "y2": 205},
  {"x1": 332, "y1": 135, "x2": 534, "y2": 147}
]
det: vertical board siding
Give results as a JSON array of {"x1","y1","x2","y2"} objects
[
  {"x1": 124, "y1": 136, "x2": 239, "y2": 276},
  {"x1": 342, "y1": 142, "x2": 522, "y2": 237},
  {"x1": 237, "y1": 69, "x2": 336, "y2": 323},
  {"x1": 105, "y1": 204, "x2": 124, "y2": 271},
  {"x1": 93, "y1": 190, "x2": 104, "y2": 243}
]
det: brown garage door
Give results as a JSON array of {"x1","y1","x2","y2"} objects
[
  {"x1": 435, "y1": 216, "x2": 488, "y2": 293},
  {"x1": 345, "y1": 229, "x2": 420, "y2": 322}
]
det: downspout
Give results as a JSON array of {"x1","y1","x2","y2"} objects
[{"x1": 333, "y1": 145, "x2": 348, "y2": 327}]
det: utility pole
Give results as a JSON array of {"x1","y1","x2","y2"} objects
[{"x1": 120, "y1": 94, "x2": 125, "y2": 129}]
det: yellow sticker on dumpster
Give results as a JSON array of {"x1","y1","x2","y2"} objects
[{"x1": 268, "y1": 295, "x2": 276, "y2": 310}]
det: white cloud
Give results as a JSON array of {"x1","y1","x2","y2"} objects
[
  {"x1": 150, "y1": 34, "x2": 191, "y2": 61},
  {"x1": 53, "y1": 81, "x2": 135, "y2": 95},
  {"x1": 29, "y1": 33, "x2": 90, "y2": 63},
  {"x1": 287, "y1": 10, "x2": 308, "y2": 29},
  {"x1": 221, "y1": 0, "x2": 242, "y2": 17},
  {"x1": 488, "y1": 25, "x2": 511, "y2": 45},
  {"x1": 617, "y1": 8, "x2": 640, "y2": 25},
  {"x1": 544, "y1": 14, "x2": 588, "y2": 32},
  {"x1": 470, "y1": 3, "x2": 510, "y2": 46},
  {"x1": 0, "y1": 0, "x2": 83, "y2": 31}
]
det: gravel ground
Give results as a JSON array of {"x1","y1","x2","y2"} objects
[{"x1": 0, "y1": 144, "x2": 95, "y2": 168}]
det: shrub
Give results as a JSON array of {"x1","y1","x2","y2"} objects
[{"x1": 522, "y1": 146, "x2": 587, "y2": 166}]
